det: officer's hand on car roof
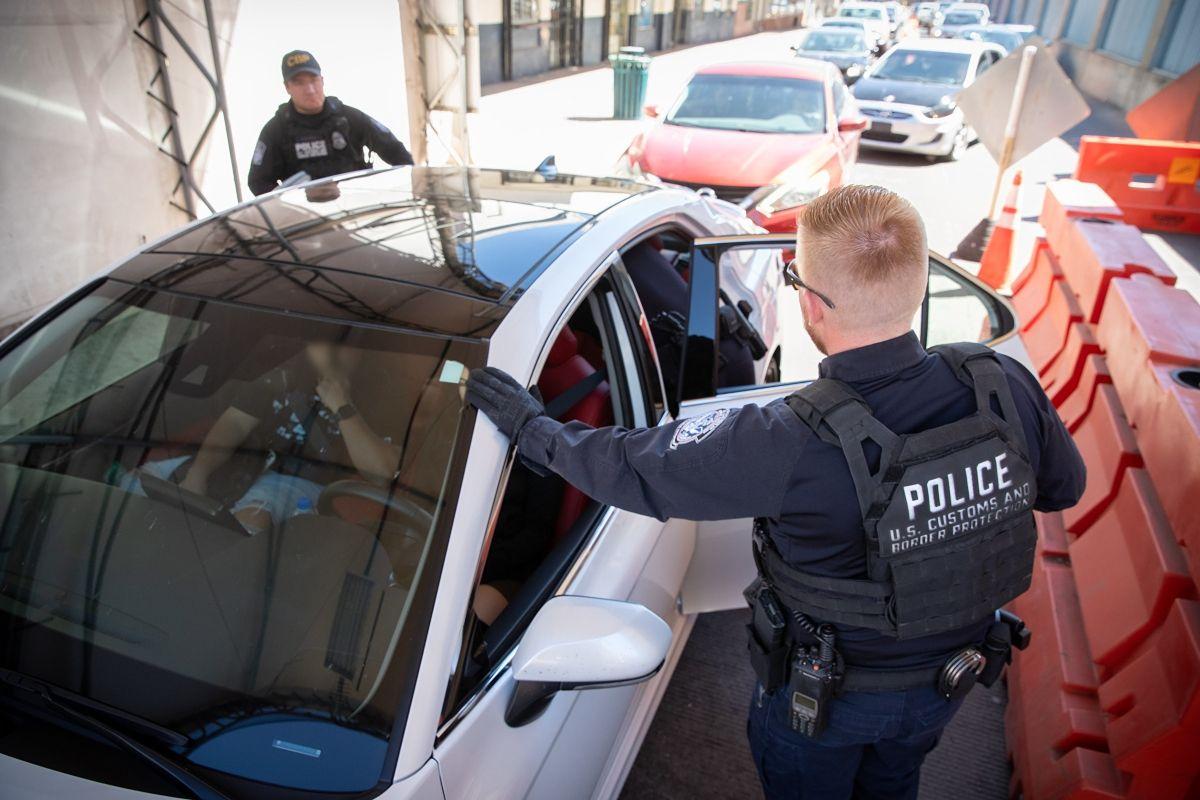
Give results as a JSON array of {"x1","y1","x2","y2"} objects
[{"x1": 466, "y1": 367, "x2": 545, "y2": 441}]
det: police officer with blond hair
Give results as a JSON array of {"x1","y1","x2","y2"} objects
[
  {"x1": 466, "y1": 184, "x2": 1085, "y2": 799},
  {"x1": 248, "y1": 50, "x2": 413, "y2": 196}
]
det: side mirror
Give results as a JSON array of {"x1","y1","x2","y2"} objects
[
  {"x1": 644, "y1": 104, "x2": 660, "y2": 118},
  {"x1": 839, "y1": 117, "x2": 869, "y2": 132},
  {"x1": 505, "y1": 596, "x2": 670, "y2": 727}
]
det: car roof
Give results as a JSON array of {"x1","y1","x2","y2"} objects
[
  {"x1": 695, "y1": 60, "x2": 832, "y2": 80},
  {"x1": 107, "y1": 167, "x2": 655, "y2": 339},
  {"x1": 888, "y1": 37, "x2": 994, "y2": 53}
]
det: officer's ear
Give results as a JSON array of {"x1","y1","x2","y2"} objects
[{"x1": 799, "y1": 284, "x2": 825, "y2": 325}]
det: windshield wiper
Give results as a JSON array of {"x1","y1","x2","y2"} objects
[{"x1": 0, "y1": 669, "x2": 232, "y2": 800}]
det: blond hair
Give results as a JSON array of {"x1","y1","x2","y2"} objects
[{"x1": 797, "y1": 185, "x2": 928, "y2": 332}]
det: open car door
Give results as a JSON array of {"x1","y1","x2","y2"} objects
[{"x1": 674, "y1": 234, "x2": 1025, "y2": 614}]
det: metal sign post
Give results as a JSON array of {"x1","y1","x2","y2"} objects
[{"x1": 987, "y1": 46, "x2": 1036, "y2": 219}]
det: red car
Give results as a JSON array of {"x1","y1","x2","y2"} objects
[{"x1": 617, "y1": 60, "x2": 867, "y2": 233}]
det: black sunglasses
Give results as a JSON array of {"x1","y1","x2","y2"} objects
[{"x1": 784, "y1": 259, "x2": 836, "y2": 310}]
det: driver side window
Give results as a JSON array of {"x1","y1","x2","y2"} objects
[{"x1": 444, "y1": 270, "x2": 651, "y2": 720}]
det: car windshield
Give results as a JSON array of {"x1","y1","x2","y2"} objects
[
  {"x1": 871, "y1": 49, "x2": 972, "y2": 85},
  {"x1": 945, "y1": 10, "x2": 984, "y2": 24},
  {"x1": 840, "y1": 7, "x2": 883, "y2": 20},
  {"x1": 801, "y1": 31, "x2": 864, "y2": 51},
  {"x1": 973, "y1": 30, "x2": 1022, "y2": 51},
  {"x1": 666, "y1": 73, "x2": 826, "y2": 134},
  {"x1": 822, "y1": 20, "x2": 863, "y2": 30},
  {"x1": 0, "y1": 281, "x2": 481, "y2": 794}
]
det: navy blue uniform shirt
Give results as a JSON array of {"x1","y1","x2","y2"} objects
[{"x1": 516, "y1": 331, "x2": 1086, "y2": 670}]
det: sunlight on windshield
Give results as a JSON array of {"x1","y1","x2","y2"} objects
[
  {"x1": 802, "y1": 31, "x2": 864, "y2": 52},
  {"x1": 0, "y1": 281, "x2": 480, "y2": 792},
  {"x1": 872, "y1": 50, "x2": 971, "y2": 85},
  {"x1": 667, "y1": 74, "x2": 827, "y2": 135}
]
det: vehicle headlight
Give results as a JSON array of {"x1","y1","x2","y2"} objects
[
  {"x1": 924, "y1": 98, "x2": 957, "y2": 119},
  {"x1": 846, "y1": 63, "x2": 864, "y2": 76},
  {"x1": 753, "y1": 172, "x2": 831, "y2": 216}
]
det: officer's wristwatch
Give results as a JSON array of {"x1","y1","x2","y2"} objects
[{"x1": 334, "y1": 403, "x2": 359, "y2": 422}]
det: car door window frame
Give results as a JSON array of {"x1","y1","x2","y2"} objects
[{"x1": 436, "y1": 261, "x2": 653, "y2": 736}]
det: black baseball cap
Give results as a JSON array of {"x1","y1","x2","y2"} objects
[{"x1": 282, "y1": 50, "x2": 321, "y2": 81}]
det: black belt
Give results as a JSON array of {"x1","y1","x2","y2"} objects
[{"x1": 838, "y1": 664, "x2": 943, "y2": 693}]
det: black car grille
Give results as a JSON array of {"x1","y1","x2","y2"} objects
[
  {"x1": 862, "y1": 129, "x2": 909, "y2": 144},
  {"x1": 669, "y1": 181, "x2": 758, "y2": 203}
]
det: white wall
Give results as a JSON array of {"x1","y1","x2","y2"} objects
[
  {"x1": 0, "y1": 0, "x2": 225, "y2": 330},
  {"x1": 199, "y1": 0, "x2": 411, "y2": 209}
]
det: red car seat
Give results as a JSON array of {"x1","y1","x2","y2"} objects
[{"x1": 537, "y1": 327, "x2": 612, "y2": 542}]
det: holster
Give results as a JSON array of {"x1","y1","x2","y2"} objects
[{"x1": 745, "y1": 578, "x2": 790, "y2": 693}]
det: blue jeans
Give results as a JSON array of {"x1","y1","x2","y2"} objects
[{"x1": 746, "y1": 682, "x2": 964, "y2": 800}]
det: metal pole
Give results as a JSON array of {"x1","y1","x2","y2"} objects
[
  {"x1": 987, "y1": 45, "x2": 1036, "y2": 218},
  {"x1": 398, "y1": 0, "x2": 430, "y2": 164},
  {"x1": 204, "y1": 0, "x2": 243, "y2": 203},
  {"x1": 145, "y1": 0, "x2": 197, "y2": 218}
]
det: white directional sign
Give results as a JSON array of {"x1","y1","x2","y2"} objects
[{"x1": 957, "y1": 39, "x2": 1091, "y2": 165}]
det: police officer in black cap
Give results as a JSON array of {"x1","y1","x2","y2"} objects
[
  {"x1": 247, "y1": 50, "x2": 414, "y2": 196},
  {"x1": 466, "y1": 184, "x2": 1086, "y2": 799}
]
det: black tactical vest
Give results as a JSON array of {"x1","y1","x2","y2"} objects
[
  {"x1": 276, "y1": 97, "x2": 367, "y2": 179},
  {"x1": 756, "y1": 343, "x2": 1038, "y2": 640}
]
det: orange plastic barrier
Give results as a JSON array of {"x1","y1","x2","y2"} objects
[
  {"x1": 1012, "y1": 238, "x2": 1062, "y2": 330},
  {"x1": 1137, "y1": 364, "x2": 1200, "y2": 584},
  {"x1": 1097, "y1": 599, "x2": 1200, "y2": 798},
  {"x1": 1046, "y1": 217, "x2": 1176, "y2": 324},
  {"x1": 1062, "y1": 385, "x2": 1142, "y2": 535},
  {"x1": 1057, "y1": 355, "x2": 1112, "y2": 434},
  {"x1": 1074, "y1": 137, "x2": 1200, "y2": 234},
  {"x1": 1040, "y1": 179, "x2": 1124, "y2": 250},
  {"x1": 1094, "y1": 276, "x2": 1200, "y2": 561},
  {"x1": 1007, "y1": 558, "x2": 1122, "y2": 800},
  {"x1": 1037, "y1": 511, "x2": 1071, "y2": 559},
  {"x1": 1043, "y1": 323, "x2": 1102, "y2": 409},
  {"x1": 1070, "y1": 468, "x2": 1193, "y2": 670},
  {"x1": 1024, "y1": 280, "x2": 1084, "y2": 375}
]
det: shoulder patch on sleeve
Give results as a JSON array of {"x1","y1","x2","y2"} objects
[
  {"x1": 670, "y1": 408, "x2": 730, "y2": 450},
  {"x1": 252, "y1": 140, "x2": 267, "y2": 166}
]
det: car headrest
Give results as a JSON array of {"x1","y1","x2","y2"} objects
[{"x1": 545, "y1": 328, "x2": 579, "y2": 368}]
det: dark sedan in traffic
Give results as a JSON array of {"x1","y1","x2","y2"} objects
[{"x1": 792, "y1": 28, "x2": 874, "y2": 84}]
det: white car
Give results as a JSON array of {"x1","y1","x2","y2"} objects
[
  {"x1": 0, "y1": 166, "x2": 1027, "y2": 799},
  {"x1": 851, "y1": 38, "x2": 1007, "y2": 160},
  {"x1": 940, "y1": 2, "x2": 991, "y2": 37},
  {"x1": 820, "y1": 17, "x2": 887, "y2": 53},
  {"x1": 836, "y1": 2, "x2": 894, "y2": 44}
]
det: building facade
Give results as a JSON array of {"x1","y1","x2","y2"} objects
[
  {"x1": 478, "y1": 0, "x2": 810, "y2": 85},
  {"x1": 986, "y1": 0, "x2": 1199, "y2": 111}
]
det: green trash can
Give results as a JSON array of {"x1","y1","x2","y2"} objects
[{"x1": 609, "y1": 46, "x2": 651, "y2": 120}]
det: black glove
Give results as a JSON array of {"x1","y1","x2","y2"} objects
[{"x1": 465, "y1": 367, "x2": 546, "y2": 441}]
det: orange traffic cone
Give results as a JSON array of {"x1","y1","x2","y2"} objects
[{"x1": 978, "y1": 170, "x2": 1022, "y2": 290}]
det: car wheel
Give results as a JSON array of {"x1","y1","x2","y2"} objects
[
  {"x1": 941, "y1": 125, "x2": 969, "y2": 162},
  {"x1": 765, "y1": 350, "x2": 781, "y2": 383}
]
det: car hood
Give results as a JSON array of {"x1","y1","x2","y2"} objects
[
  {"x1": 852, "y1": 77, "x2": 958, "y2": 108},
  {"x1": 638, "y1": 123, "x2": 831, "y2": 187}
]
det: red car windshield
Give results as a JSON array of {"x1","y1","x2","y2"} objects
[{"x1": 666, "y1": 74, "x2": 827, "y2": 135}]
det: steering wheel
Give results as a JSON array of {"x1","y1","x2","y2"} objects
[{"x1": 317, "y1": 480, "x2": 434, "y2": 553}]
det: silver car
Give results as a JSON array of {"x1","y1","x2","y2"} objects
[{"x1": 851, "y1": 38, "x2": 1006, "y2": 160}]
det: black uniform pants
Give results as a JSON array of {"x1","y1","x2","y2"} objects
[{"x1": 746, "y1": 683, "x2": 964, "y2": 800}]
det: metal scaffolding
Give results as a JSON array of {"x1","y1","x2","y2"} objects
[{"x1": 133, "y1": 0, "x2": 243, "y2": 219}]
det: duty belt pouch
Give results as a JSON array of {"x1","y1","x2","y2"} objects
[{"x1": 745, "y1": 579, "x2": 789, "y2": 692}]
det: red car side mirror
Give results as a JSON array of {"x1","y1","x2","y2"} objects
[
  {"x1": 644, "y1": 104, "x2": 660, "y2": 118},
  {"x1": 838, "y1": 117, "x2": 868, "y2": 132}
]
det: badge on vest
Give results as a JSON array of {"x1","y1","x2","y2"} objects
[
  {"x1": 670, "y1": 408, "x2": 730, "y2": 450},
  {"x1": 876, "y1": 438, "x2": 1035, "y2": 558},
  {"x1": 294, "y1": 139, "x2": 328, "y2": 159},
  {"x1": 331, "y1": 131, "x2": 347, "y2": 150}
]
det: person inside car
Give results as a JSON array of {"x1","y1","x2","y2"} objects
[{"x1": 134, "y1": 339, "x2": 401, "y2": 533}]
